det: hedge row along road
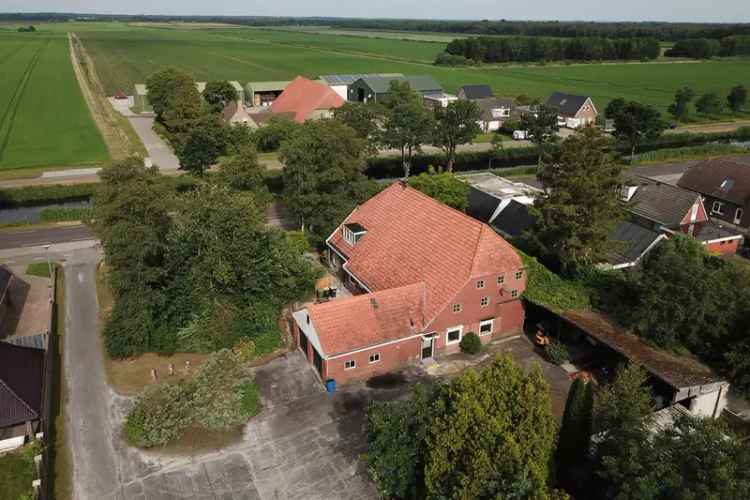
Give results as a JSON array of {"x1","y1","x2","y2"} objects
[{"x1": 0, "y1": 31, "x2": 108, "y2": 171}]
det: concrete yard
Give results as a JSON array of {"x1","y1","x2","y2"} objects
[{"x1": 0, "y1": 264, "x2": 52, "y2": 338}]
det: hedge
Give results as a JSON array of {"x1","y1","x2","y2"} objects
[{"x1": 0, "y1": 183, "x2": 96, "y2": 208}]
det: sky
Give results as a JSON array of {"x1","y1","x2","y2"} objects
[{"x1": 2, "y1": 0, "x2": 749, "y2": 23}]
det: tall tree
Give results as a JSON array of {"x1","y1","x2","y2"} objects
[
  {"x1": 216, "y1": 144, "x2": 271, "y2": 205},
  {"x1": 380, "y1": 81, "x2": 435, "y2": 178},
  {"x1": 668, "y1": 86, "x2": 695, "y2": 122},
  {"x1": 432, "y1": 99, "x2": 482, "y2": 171},
  {"x1": 519, "y1": 104, "x2": 560, "y2": 166},
  {"x1": 203, "y1": 80, "x2": 239, "y2": 114},
  {"x1": 611, "y1": 101, "x2": 666, "y2": 162},
  {"x1": 727, "y1": 85, "x2": 748, "y2": 113},
  {"x1": 425, "y1": 356, "x2": 557, "y2": 499},
  {"x1": 556, "y1": 378, "x2": 594, "y2": 482},
  {"x1": 408, "y1": 167, "x2": 470, "y2": 210},
  {"x1": 176, "y1": 114, "x2": 227, "y2": 176},
  {"x1": 333, "y1": 102, "x2": 384, "y2": 157},
  {"x1": 146, "y1": 68, "x2": 202, "y2": 125},
  {"x1": 281, "y1": 119, "x2": 378, "y2": 242},
  {"x1": 695, "y1": 92, "x2": 723, "y2": 115},
  {"x1": 527, "y1": 127, "x2": 623, "y2": 275},
  {"x1": 604, "y1": 97, "x2": 627, "y2": 119}
]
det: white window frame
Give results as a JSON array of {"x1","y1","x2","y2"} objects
[
  {"x1": 480, "y1": 296, "x2": 490, "y2": 307},
  {"x1": 712, "y1": 201, "x2": 725, "y2": 215},
  {"x1": 735, "y1": 208, "x2": 744, "y2": 225},
  {"x1": 343, "y1": 226, "x2": 355, "y2": 245},
  {"x1": 369, "y1": 352, "x2": 380, "y2": 364},
  {"x1": 446, "y1": 326, "x2": 463, "y2": 345},
  {"x1": 515, "y1": 270, "x2": 524, "y2": 280},
  {"x1": 476, "y1": 279, "x2": 485, "y2": 289},
  {"x1": 344, "y1": 359, "x2": 356, "y2": 370},
  {"x1": 497, "y1": 274, "x2": 505, "y2": 285},
  {"x1": 479, "y1": 319, "x2": 494, "y2": 336},
  {"x1": 511, "y1": 290, "x2": 519, "y2": 298},
  {"x1": 452, "y1": 303, "x2": 462, "y2": 313}
]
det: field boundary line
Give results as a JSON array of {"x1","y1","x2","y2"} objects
[{"x1": 0, "y1": 38, "x2": 48, "y2": 162}]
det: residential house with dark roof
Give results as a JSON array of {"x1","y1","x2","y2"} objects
[
  {"x1": 293, "y1": 182, "x2": 527, "y2": 385},
  {"x1": 623, "y1": 176, "x2": 744, "y2": 255},
  {"x1": 546, "y1": 91, "x2": 598, "y2": 128},
  {"x1": 0, "y1": 342, "x2": 45, "y2": 451},
  {"x1": 221, "y1": 101, "x2": 253, "y2": 127},
  {"x1": 677, "y1": 157, "x2": 750, "y2": 231},
  {"x1": 457, "y1": 85, "x2": 493, "y2": 101},
  {"x1": 474, "y1": 97, "x2": 515, "y2": 132},
  {"x1": 348, "y1": 75, "x2": 443, "y2": 103},
  {"x1": 269, "y1": 76, "x2": 345, "y2": 123}
]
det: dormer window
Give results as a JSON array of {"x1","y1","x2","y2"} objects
[
  {"x1": 343, "y1": 223, "x2": 367, "y2": 245},
  {"x1": 720, "y1": 178, "x2": 735, "y2": 191}
]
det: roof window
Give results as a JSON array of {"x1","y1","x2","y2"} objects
[{"x1": 343, "y1": 223, "x2": 367, "y2": 245}]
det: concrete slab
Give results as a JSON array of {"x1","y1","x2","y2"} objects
[{"x1": 0, "y1": 265, "x2": 52, "y2": 338}]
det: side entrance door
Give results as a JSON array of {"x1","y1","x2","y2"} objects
[
  {"x1": 421, "y1": 336, "x2": 435, "y2": 360},
  {"x1": 299, "y1": 330, "x2": 309, "y2": 358}
]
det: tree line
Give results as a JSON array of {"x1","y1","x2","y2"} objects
[
  {"x1": 665, "y1": 35, "x2": 750, "y2": 58},
  {"x1": 440, "y1": 36, "x2": 660, "y2": 64}
]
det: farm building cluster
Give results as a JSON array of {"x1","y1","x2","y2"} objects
[{"x1": 129, "y1": 74, "x2": 599, "y2": 134}]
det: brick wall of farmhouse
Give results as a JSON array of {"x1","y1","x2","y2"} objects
[
  {"x1": 323, "y1": 337, "x2": 423, "y2": 385},
  {"x1": 573, "y1": 100, "x2": 598, "y2": 123},
  {"x1": 428, "y1": 268, "x2": 527, "y2": 356},
  {"x1": 704, "y1": 238, "x2": 741, "y2": 256}
]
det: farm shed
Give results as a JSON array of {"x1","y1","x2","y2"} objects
[
  {"x1": 319, "y1": 73, "x2": 404, "y2": 101},
  {"x1": 133, "y1": 83, "x2": 152, "y2": 113},
  {"x1": 245, "y1": 81, "x2": 291, "y2": 107},
  {"x1": 348, "y1": 75, "x2": 443, "y2": 103},
  {"x1": 195, "y1": 81, "x2": 207, "y2": 94}
]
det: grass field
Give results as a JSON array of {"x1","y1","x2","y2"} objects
[
  {"x1": 0, "y1": 32, "x2": 108, "y2": 170},
  {"x1": 73, "y1": 24, "x2": 750, "y2": 116}
]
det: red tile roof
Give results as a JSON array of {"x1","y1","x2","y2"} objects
[
  {"x1": 307, "y1": 283, "x2": 426, "y2": 357},
  {"x1": 328, "y1": 182, "x2": 523, "y2": 325},
  {"x1": 269, "y1": 76, "x2": 344, "y2": 123}
]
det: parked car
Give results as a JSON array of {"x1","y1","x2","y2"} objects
[{"x1": 513, "y1": 130, "x2": 530, "y2": 140}]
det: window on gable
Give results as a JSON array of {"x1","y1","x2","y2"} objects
[
  {"x1": 515, "y1": 270, "x2": 524, "y2": 280},
  {"x1": 345, "y1": 360, "x2": 356, "y2": 370},
  {"x1": 479, "y1": 319, "x2": 493, "y2": 336},
  {"x1": 480, "y1": 297, "x2": 490, "y2": 307},
  {"x1": 511, "y1": 290, "x2": 519, "y2": 298},
  {"x1": 369, "y1": 353, "x2": 380, "y2": 364},
  {"x1": 735, "y1": 208, "x2": 744, "y2": 224},
  {"x1": 497, "y1": 274, "x2": 505, "y2": 285},
  {"x1": 712, "y1": 201, "x2": 725, "y2": 215},
  {"x1": 452, "y1": 303, "x2": 461, "y2": 313},
  {"x1": 476, "y1": 279, "x2": 485, "y2": 289}
]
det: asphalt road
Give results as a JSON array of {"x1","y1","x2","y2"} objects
[
  {"x1": 63, "y1": 251, "x2": 123, "y2": 500},
  {"x1": 0, "y1": 224, "x2": 95, "y2": 250},
  {"x1": 127, "y1": 116, "x2": 180, "y2": 170}
]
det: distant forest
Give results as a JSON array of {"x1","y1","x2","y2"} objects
[{"x1": 2, "y1": 13, "x2": 750, "y2": 42}]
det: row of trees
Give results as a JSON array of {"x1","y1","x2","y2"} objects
[
  {"x1": 666, "y1": 35, "x2": 750, "y2": 58},
  {"x1": 667, "y1": 85, "x2": 748, "y2": 121},
  {"x1": 90, "y1": 155, "x2": 319, "y2": 357},
  {"x1": 441, "y1": 36, "x2": 660, "y2": 64}
]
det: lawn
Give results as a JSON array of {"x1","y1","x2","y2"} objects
[
  {"x1": 0, "y1": 442, "x2": 39, "y2": 500},
  {"x1": 75, "y1": 23, "x2": 750, "y2": 116},
  {"x1": 0, "y1": 32, "x2": 108, "y2": 170},
  {"x1": 26, "y1": 261, "x2": 52, "y2": 277}
]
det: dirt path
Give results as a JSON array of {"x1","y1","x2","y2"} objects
[
  {"x1": 669, "y1": 120, "x2": 750, "y2": 135},
  {"x1": 68, "y1": 33, "x2": 147, "y2": 161}
]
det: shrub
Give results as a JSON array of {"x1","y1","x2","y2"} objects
[
  {"x1": 0, "y1": 183, "x2": 95, "y2": 208},
  {"x1": 545, "y1": 339, "x2": 570, "y2": 365},
  {"x1": 39, "y1": 207, "x2": 91, "y2": 222},
  {"x1": 459, "y1": 331, "x2": 482, "y2": 354},
  {"x1": 124, "y1": 381, "x2": 195, "y2": 448}
]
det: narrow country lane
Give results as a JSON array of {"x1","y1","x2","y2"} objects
[{"x1": 63, "y1": 253, "x2": 123, "y2": 500}]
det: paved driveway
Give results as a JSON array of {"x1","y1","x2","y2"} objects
[{"x1": 128, "y1": 116, "x2": 180, "y2": 171}]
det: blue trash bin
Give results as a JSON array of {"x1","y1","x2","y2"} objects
[{"x1": 325, "y1": 379, "x2": 336, "y2": 394}]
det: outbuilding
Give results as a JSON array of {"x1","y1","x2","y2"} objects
[
  {"x1": 348, "y1": 75, "x2": 443, "y2": 103},
  {"x1": 133, "y1": 83, "x2": 152, "y2": 114},
  {"x1": 244, "y1": 81, "x2": 291, "y2": 107},
  {"x1": 319, "y1": 73, "x2": 404, "y2": 101}
]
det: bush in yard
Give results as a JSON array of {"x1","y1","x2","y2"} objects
[
  {"x1": 545, "y1": 339, "x2": 570, "y2": 365},
  {"x1": 124, "y1": 381, "x2": 195, "y2": 448},
  {"x1": 459, "y1": 331, "x2": 482, "y2": 354}
]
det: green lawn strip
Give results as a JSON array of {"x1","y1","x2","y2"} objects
[
  {"x1": 0, "y1": 183, "x2": 95, "y2": 208},
  {"x1": 26, "y1": 262, "x2": 52, "y2": 277},
  {"x1": 0, "y1": 441, "x2": 41, "y2": 500},
  {"x1": 39, "y1": 207, "x2": 90, "y2": 222}
]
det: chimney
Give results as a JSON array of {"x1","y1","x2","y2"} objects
[{"x1": 621, "y1": 184, "x2": 638, "y2": 202}]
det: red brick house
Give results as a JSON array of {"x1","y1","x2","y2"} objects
[
  {"x1": 269, "y1": 76, "x2": 344, "y2": 123},
  {"x1": 292, "y1": 182, "x2": 527, "y2": 385},
  {"x1": 546, "y1": 91, "x2": 597, "y2": 128}
]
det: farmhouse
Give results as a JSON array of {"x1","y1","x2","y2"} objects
[
  {"x1": 457, "y1": 84, "x2": 493, "y2": 100},
  {"x1": 475, "y1": 97, "x2": 515, "y2": 132},
  {"x1": 318, "y1": 73, "x2": 404, "y2": 101},
  {"x1": 0, "y1": 341, "x2": 45, "y2": 452},
  {"x1": 269, "y1": 76, "x2": 345, "y2": 123},
  {"x1": 221, "y1": 101, "x2": 252, "y2": 126},
  {"x1": 244, "y1": 80, "x2": 291, "y2": 107},
  {"x1": 293, "y1": 182, "x2": 527, "y2": 385},
  {"x1": 133, "y1": 83, "x2": 152, "y2": 113},
  {"x1": 546, "y1": 91, "x2": 598, "y2": 128},
  {"x1": 623, "y1": 176, "x2": 744, "y2": 255},
  {"x1": 348, "y1": 75, "x2": 443, "y2": 103},
  {"x1": 677, "y1": 157, "x2": 750, "y2": 231}
]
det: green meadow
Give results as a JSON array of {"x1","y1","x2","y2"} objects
[
  {"x1": 0, "y1": 31, "x2": 108, "y2": 170},
  {"x1": 75, "y1": 24, "x2": 750, "y2": 115}
]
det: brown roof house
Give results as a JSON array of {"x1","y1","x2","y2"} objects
[
  {"x1": 0, "y1": 342, "x2": 45, "y2": 451},
  {"x1": 546, "y1": 91, "x2": 598, "y2": 129},
  {"x1": 221, "y1": 101, "x2": 253, "y2": 127},
  {"x1": 678, "y1": 157, "x2": 750, "y2": 230},
  {"x1": 270, "y1": 76, "x2": 345, "y2": 123},
  {"x1": 293, "y1": 182, "x2": 528, "y2": 386}
]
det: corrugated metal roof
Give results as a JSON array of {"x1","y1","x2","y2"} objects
[
  {"x1": 606, "y1": 220, "x2": 664, "y2": 267},
  {"x1": 357, "y1": 75, "x2": 442, "y2": 94},
  {"x1": 229, "y1": 80, "x2": 243, "y2": 91},
  {"x1": 319, "y1": 73, "x2": 403, "y2": 86},
  {"x1": 2, "y1": 334, "x2": 48, "y2": 351},
  {"x1": 134, "y1": 83, "x2": 148, "y2": 95},
  {"x1": 245, "y1": 81, "x2": 291, "y2": 93}
]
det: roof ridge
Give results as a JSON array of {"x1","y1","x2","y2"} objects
[
  {"x1": 401, "y1": 183, "x2": 485, "y2": 230},
  {"x1": 0, "y1": 377, "x2": 38, "y2": 420}
]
